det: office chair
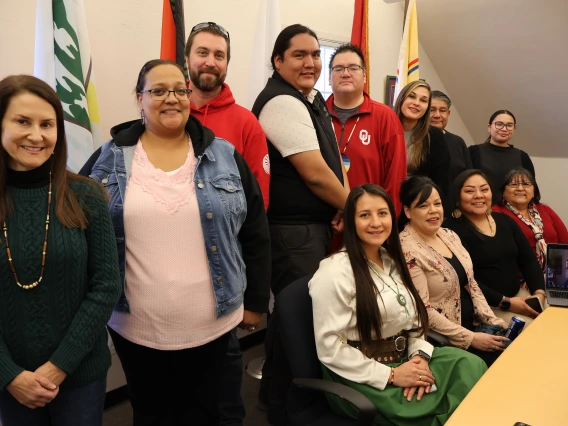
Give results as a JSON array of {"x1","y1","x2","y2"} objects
[{"x1": 276, "y1": 275, "x2": 377, "y2": 426}]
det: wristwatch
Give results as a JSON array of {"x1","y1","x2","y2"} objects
[
  {"x1": 411, "y1": 350, "x2": 431, "y2": 363},
  {"x1": 499, "y1": 296, "x2": 511, "y2": 311}
]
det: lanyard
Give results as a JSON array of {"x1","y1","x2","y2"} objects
[{"x1": 341, "y1": 116, "x2": 360, "y2": 153}]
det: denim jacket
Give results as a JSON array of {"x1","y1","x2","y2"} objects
[{"x1": 80, "y1": 117, "x2": 271, "y2": 318}]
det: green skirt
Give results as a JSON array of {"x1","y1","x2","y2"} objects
[{"x1": 322, "y1": 346, "x2": 487, "y2": 426}]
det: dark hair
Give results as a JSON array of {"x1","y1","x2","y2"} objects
[
  {"x1": 0, "y1": 75, "x2": 100, "y2": 229},
  {"x1": 135, "y1": 59, "x2": 185, "y2": 94},
  {"x1": 450, "y1": 169, "x2": 494, "y2": 239},
  {"x1": 451, "y1": 169, "x2": 492, "y2": 213},
  {"x1": 394, "y1": 80, "x2": 432, "y2": 172},
  {"x1": 343, "y1": 184, "x2": 428, "y2": 350},
  {"x1": 184, "y1": 25, "x2": 231, "y2": 62},
  {"x1": 499, "y1": 168, "x2": 541, "y2": 205},
  {"x1": 484, "y1": 110, "x2": 516, "y2": 143},
  {"x1": 270, "y1": 24, "x2": 318, "y2": 69},
  {"x1": 329, "y1": 43, "x2": 366, "y2": 73},
  {"x1": 400, "y1": 175, "x2": 443, "y2": 210},
  {"x1": 430, "y1": 90, "x2": 451, "y2": 109}
]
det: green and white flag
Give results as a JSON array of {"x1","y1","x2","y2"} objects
[{"x1": 34, "y1": 0, "x2": 101, "y2": 172}]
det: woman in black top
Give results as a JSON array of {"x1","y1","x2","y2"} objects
[
  {"x1": 444, "y1": 170, "x2": 546, "y2": 325},
  {"x1": 394, "y1": 81, "x2": 451, "y2": 199},
  {"x1": 468, "y1": 110, "x2": 535, "y2": 205}
]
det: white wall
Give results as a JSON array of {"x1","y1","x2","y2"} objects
[
  {"x1": 0, "y1": 0, "x2": 472, "y2": 146},
  {"x1": 531, "y1": 158, "x2": 568, "y2": 223}
]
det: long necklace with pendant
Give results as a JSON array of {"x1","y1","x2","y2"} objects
[{"x1": 370, "y1": 264, "x2": 410, "y2": 316}]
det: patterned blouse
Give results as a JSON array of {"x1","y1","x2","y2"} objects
[{"x1": 400, "y1": 225, "x2": 502, "y2": 349}]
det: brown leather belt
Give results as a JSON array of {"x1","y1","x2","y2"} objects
[{"x1": 347, "y1": 331, "x2": 407, "y2": 364}]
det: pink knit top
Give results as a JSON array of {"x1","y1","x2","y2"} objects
[{"x1": 107, "y1": 139, "x2": 243, "y2": 350}]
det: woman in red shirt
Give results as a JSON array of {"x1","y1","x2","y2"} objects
[{"x1": 493, "y1": 168, "x2": 568, "y2": 270}]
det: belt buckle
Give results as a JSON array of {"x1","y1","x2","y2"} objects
[{"x1": 394, "y1": 336, "x2": 406, "y2": 352}]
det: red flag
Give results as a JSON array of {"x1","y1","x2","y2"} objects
[
  {"x1": 160, "y1": 0, "x2": 188, "y2": 78},
  {"x1": 351, "y1": 0, "x2": 370, "y2": 93}
]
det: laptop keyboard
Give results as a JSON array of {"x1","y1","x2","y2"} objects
[{"x1": 550, "y1": 291, "x2": 568, "y2": 299}]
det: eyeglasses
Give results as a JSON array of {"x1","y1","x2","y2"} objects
[
  {"x1": 493, "y1": 121, "x2": 516, "y2": 131},
  {"x1": 139, "y1": 88, "x2": 192, "y2": 101},
  {"x1": 507, "y1": 182, "x2": 533, "y2": 188},
  {"x1": 190, "y1": 22, "x2": 230, "y2": 41},
  {"x1": 331, "y1": 65, "x2": 364, "y2": 74}
]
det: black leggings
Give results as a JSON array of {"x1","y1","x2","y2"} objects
[{"x1": 108, "y1": 327, "x2": 231, "y2": 426}]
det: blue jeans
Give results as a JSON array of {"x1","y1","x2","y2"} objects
[{"x1": 0, "y1": 378, "x2": 106, "y2": 426}]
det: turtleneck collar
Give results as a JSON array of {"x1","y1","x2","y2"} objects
[{"x1": 6, "y1": 157, "x2": 54, "y2": 189}]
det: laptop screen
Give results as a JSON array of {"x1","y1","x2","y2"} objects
[{"x1": 546, "y1": 244, "x2": 568, "y2": 290}]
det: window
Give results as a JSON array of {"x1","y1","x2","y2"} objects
[
  {"x1": 313, "y1": 35, "x2": 346, "y2": 100},
  {"x1": 314, "y1": 44, "x2": 337, "y2": 100}
]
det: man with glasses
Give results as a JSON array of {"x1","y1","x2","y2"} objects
[
  {"x1": 186, "y1": 22, "x2": 270, "y2": 426},
  {"x1": 430, "y1": 90, "x2": 472, "y2": 185},
  {"x1": 327, "y1": 43, "x2": 406, "y2": 214}
]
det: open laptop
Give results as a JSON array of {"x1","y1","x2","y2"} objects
[{"x1": 545, "y1": 243, "x2": 568, "y2": 307}]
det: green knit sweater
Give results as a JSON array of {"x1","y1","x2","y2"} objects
[{"x1": 0, "y1": 168, "x2": 120, "y2": 391}]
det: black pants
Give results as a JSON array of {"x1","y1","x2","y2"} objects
[
  {"x1": 217, "y1": 328, "x2": 245, "y2": 426},
  {"x1": 259, "y1": 223, "x2": 332, "y2": 425},
  {"x1": 109, "y1": 327, "x2": 231, "y2": 426}
]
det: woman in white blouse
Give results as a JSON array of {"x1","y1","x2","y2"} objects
[{"x1": 309, "y1": 184, "x2": 487, "y2": 425}]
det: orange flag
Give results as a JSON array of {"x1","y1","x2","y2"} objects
[{"x1": 160, "y1": 0, "x2": 188, "y2": 78}]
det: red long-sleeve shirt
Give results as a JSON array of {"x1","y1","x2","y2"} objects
[
  {"x1": 327, "y1": 93, "x2": 406, "y2": 215},
  {"x1": 493, "y1": 203, "x2": 568, "y2": 252}
]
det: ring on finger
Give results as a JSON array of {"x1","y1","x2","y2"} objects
[
  {"x1": 493, "y1": 344, "x2": 496, "y2": 350},
  {"x1": 419, "y1": 375, "x2": 422, "y2": 381}
]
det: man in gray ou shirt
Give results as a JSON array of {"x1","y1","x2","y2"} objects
[{"x1": 430, "y1": 90, "x2": 472, "y2": 185}]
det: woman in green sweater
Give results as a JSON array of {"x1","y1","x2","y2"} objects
[{"x1": 0, "y1": 75, "x2": 121, "y2": 426}]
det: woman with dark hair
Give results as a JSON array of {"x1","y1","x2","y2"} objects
[
  {"x1": 445, "y1": 170, "x2": 545, "y2": 325},
  {"x1": 80, "y1": 59, "x2": 270, "y2": 425},
  {"x1": 399, "y1": 176, "x2": 508, "y2": 367},
  {"x1": 310, "y1": 184, "x2": 486, "y2": 425},
  {"x1": 394, "y1": 81, "x2": 451, "y2": 199},
  {"x1": 493, "y1": 168, "x2": 568, "y2": 270},
  {"x1": 0, "y1": 75, "x2": 120, "y2": 425},
  {"x1": 468, "y1": 110, "x2": 535, "y2": 205}
]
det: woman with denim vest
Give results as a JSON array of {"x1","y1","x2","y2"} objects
[
  {"x1": 80, "y1": 60, "x2": 271, "y2": 426},
  {"x1": 0, "y1": 75, "x2": 120, "y2": 426}
]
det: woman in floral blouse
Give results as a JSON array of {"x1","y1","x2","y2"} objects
[{"x1": 399, "y1": 176, "x2": 508, "y2": 366}]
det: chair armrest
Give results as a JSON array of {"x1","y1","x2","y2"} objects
[
  {"x1": 428, "y1": 329, "x2": 450, "y2": 347},
  {"x1": 292, "y1": 378, "x2": 376, "y2": 426}
]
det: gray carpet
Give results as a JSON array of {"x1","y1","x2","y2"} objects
[{"x1": 102, "y1": 343, "x2": 270, "y2": 426}]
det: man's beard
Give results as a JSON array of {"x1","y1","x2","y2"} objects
[{"x1": 190, "y1": 67, "x2": 226, "y2": 91}]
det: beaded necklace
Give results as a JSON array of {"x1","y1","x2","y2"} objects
[
  {"x1": 3, "y1": 172, "x2": 52, "y2": 289},
  {"x1": 370, "y1": 264, "x2": 410, "y2": 316}
]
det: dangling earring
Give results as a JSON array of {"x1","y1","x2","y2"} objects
[
  {"x1": 452, "y1": 209, "x2": 462, "y2": 218},
  {"x1": 486, "y1": 206, "x2": 492, "y2": 215},
  {"x1": 140, "y1": 110, "x2": 145, "y2": 125}
]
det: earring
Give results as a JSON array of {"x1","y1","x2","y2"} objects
[
  {"x1": 452, "y1": 209, "x2": 462, "y2": 218},
  {"x1": 487, "y1": 206, "x2": 492, "y2": 215},
  {"x1": 140, "y1": 110, "x2": 145, "y2": 125}
]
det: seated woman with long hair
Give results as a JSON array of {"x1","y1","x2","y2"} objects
[
  {"x1": 445, "y1": 170, "x2": 545, "y2": 325},
  {"x1": 399, "y1": 176, "x2": 508, "y2": 367},
  {"x1": 493, "y1": 168, "x2": 568, "y2": 270},
  {"x1": 309, "y1": 184, "x2": 486, "y2": 426}
]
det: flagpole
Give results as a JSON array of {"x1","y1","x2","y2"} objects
[{"x1": 403, "y1": 0, "x2": 410, "y2": 29}]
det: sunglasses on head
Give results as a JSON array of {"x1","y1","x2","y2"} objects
[{"x1": 190, "y1": 22, "x2": 230, "y2": 41}]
